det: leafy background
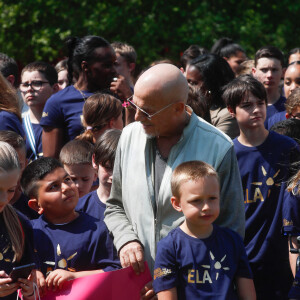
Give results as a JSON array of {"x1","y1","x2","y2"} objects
[{"x1": 1, "y1": 0, "x2": 299, "y2": 70}]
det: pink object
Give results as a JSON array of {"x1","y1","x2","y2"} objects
[{"x1": 42, "y1": 263, "x2": 152, "y2": 300}]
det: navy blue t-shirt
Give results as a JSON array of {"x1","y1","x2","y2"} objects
[
  {"x1": 0, "y1": 111, "x2": 24, "y2": 138},
  {"x1": 40, "y1": 85, "x2": 93, "y2": 143},
  {"x1": 13, "y1": 192, "x2": 39, "y2": 220},
  {"x1": 264, "y1": 95, "x2": 286, "y2": 127},
  {"x1": 267, "y1": 111, "x2": 286, "y2": 130},
  {"x1": 153, "y1": 226, "x2": 252, "y2": 300},
  {"x1": 76, "y1": 190, "x2": 106, "y2": 221},
  {"x1": 22, "y1": 121, "x2": 43, "y2": 161},
  {"x1": 31, "y1": 212, "x2": 120, "y2": 276}
]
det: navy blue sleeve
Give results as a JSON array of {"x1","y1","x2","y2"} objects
[
  {"x1": 40, "y1": 94, "x2": 64, "y2": 128},
  {"x1": 153, "y1": 237, "x2": 178, "y2": 294},
  {"x1": 0, "y1": 111, "x2": 25, "y2": 138},
  {"x1": 282, "y1": 190, "x2": 300, "y2": 236}
]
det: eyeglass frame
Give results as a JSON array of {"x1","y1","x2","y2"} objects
[
  {"x1": 19, "y1": 80, "x2": 50, "y2": 92},
  {"x1": 126, "y1": 95, "x2": 175, "y2": 120}
]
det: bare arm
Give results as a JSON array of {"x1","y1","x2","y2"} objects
[
  {"x1": 42, "y1": 126, "x2": 64, "y2": 159},
  {"x1": 236, "y1": 277, "x2": 256, "y2": 300},
  {"x1": 157, "y1": 287, "x2": 177, "y2": 300},
  {"x1": 289, "y1": 236, "x2": 298, "y2": 277}
]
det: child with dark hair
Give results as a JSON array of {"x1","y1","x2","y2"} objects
[
  {"x1": 76, "y1": 129, "x2": 121, "y2": 221},
  {"x1": 59, "y1": 139, "x2": 97, "y2": 198},
  {"x1": 0, "y1": 131, "x2": 39, "y2": 220},
  {"x1": 252, "y1": 46, "x2": 285, "y2": 126},
  {"x1": 224, "y1": 74, "x2": 300, "y2": 299},
  {"x1": 211, "y1": 37, "x2": 247, "y2": 75},
  {"x1": 20, "y1": 157, "x2": 120, "y2": 290},
  {"x1": 20, "y1": 61, "x2": 59, "y2": 161},
  {"x1": 180, "y1": 45, "x2": 208, "y2": 72},
  {"x1": 288, "y1": 48, "x2": 300, "y2": 65},
  {"x1": 153, "y1": 160, "x2": 255, "y2": 300}
]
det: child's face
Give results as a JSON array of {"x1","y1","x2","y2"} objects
[
  {"x1": 185, "y1": 65, "x2": 203, "y2": 88},
  {"x1": 57, "y1": 69, "x2": 69, "y2": 90},
  {"x1": 252, "y1": 58, "x2": 283, "y2": 94},
  {"x1": 35, "y1": 167, "x2": 78, "y2": 220},
  {"x1": 0, "y1": 169, "x2": 20, "y2": 212},
  {"x1": 63, "y1": 164, "x2": 97, "y2": 198},
  {"x1": 172, "y1": 176, "x2": 220, "y2": 228},
  {"x1": 97, "y1": 163, "x2": 113, "y2": 190},
  {"x1": 232, "y1": 93, "x2": 266, "y2": 129},
  {"x1": 284, "y1": 64, "x2": 300, "y2": 98},
  {"x1": 21, "y1": 71, "x2": 55, "y2": 110}
]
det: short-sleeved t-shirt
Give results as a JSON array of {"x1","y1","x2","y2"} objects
[
  {"x1": 267, "y1": 111, "x2": 286, "y2": 130},
  {"x1": 31, "y1": 212, "x2": 120, "y2": 276},
  {"x1": 0, "y1": 111, "x2": 24, "y2": 138},
  {"x1": 76, "y1": 190, "x2": 106, "y2": 221},
  {"x1": 13, "y1": 192, "x2": 39, "y2": 220},
  {"x1": 40, "y1": 85, "x2": 93, "y2": 143},
  {"x1": 153, "y1": 226, "x2": 252, "y2": 300},
  {"x1": 233, "y1": 131, "x2": 299, "y2": 265},
  {"x1": 22, "y1": 121, "x2": 43, "y2": 161},
  {"x1": 264, "y1": 95, "x2": 286, "y2": 127}
]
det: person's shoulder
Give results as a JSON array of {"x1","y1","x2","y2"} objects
[
  {"x1": 215, "y1": 225, "x2": 244, "y2": 244},
  {"x1": 45, "y1": 86, "x2": 80, "y2": 105},
  {"x1": 0, "y1": 110, "x2": 19, "y2": 122},
  {"x1": 268, "y1": 131, "x2": 298, "y2": 149},
  {"x1": 76, "y1": 190, "x2": 100, "y2": 210}
]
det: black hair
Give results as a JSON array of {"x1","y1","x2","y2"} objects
[
  {"x1": 189, "y1": 54, "x2": 235, "y2": 108},
  {"x1": 255, "y1": 46, "x2": 284, "y2": 67},
  {"x1": 65, "y1": 35, "x2": 110, "y2": 84},
  {"x1": 211, "y1": 37, "x2": 245, "y2": 59},
  {"x1": 21, "y1": 61, "x2": 58, "y2": 86},
  {"x1": 20, "y1": 157, "x2": 63, "y2": 198},
  {"x1": 0, "y1": 53, "x2": 19, "y2": 87},
  {"x1": 0, "y1": 130, "x2": 26, "y2": 153},
  {"x1": 270, "y1": 119, "x2": 300, "y2": 145},
  {"x1": 222, "y1": 74, "x2": 267, "y2": 113},
  {"x1": 180, "y1": 45, "x2": 208, "y2": 70},
  {"x1": 94, "y1": 129, "x2": 121, "y2": 169},
  {"x1": 288, "y1": 48, "x2": 300, "y2": 64}
]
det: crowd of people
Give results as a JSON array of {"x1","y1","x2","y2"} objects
[{"x1": 0, "y1": 35, "x2": 299, "y2": 300}]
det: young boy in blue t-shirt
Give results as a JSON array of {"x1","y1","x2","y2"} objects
[
  {"x1": 20, "y1": 157, "x2": 120, "y2": 291},
  {"x1": 224, "y1": 74, "x2": 300, "y2": 299},
  {"x1": 153, "y1": 160, "x2": 255, "y2": 300}
]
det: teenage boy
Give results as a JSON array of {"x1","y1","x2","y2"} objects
[
  {"x1": 76, "y1": 129, "x2": 121, "y2": 221},
  {"x1": 252, "y1": 46, "x2": 285, "y2": 126},
  {"x1": 224, "y1": 74, "x2": 299, "y2": 299},
  {"x1": 59, "y1": 139, "x2": 97, "y2": 198},
  {"x1": 153, "y1": 160, "x2": 255, "y2": 300},
  {"x1": 20, "y1": 61, "x2": 59, "y2": 161},
  {"x1": 20, "y1": 157, "x2": 120, "y2": 290}
]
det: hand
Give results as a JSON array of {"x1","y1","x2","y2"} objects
[
  {"x1": 119, "y1": 241, "x2": 144, "y2": 275},
  {"x1": 140, "y1": 281, "x2": 157, "y2": 300},
  {"x1": 18, "y1": 277, "x2": 34, "y2": 299},
  {"x1": 33, "y1": 269, "x2": 46, "y2": 297},
  {"x1": 46, "y1": 269, "x2": 75, "y2": 291},
  {"x1": 0, "y1": 270, "x2": 19, "y2": 297},
  {"x1": 110, "y1": 75, "x2": 133, "y2": 100}
]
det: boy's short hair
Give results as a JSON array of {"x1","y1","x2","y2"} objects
[
  {"x1": 59, "y1": 139, "x2": 94, "y2": 166},
  {"x1": 0, "y1": 130, "x2": 26, "y2": 154},
  {"x1": 0, "y1": 53, "x2": 19, "y2": 87},
  {"x1": 111, "y1": 42, "x2": 137, "y2": 65},
  {"x1": 285, "y1": 88, "x2": 300, "y2": 115},
  {"x1": 21, "y1": 61, "x2": 58, "y2": 86},
  {"x1": 254, "y1": 46, "x2": 284, "y2": 67},
  {"x1": 20, "y1": 157, "x2": 63, "y2": 199},
  {"x1": 270, "y1": 119, "x2": 300, "y2": 145},
  {"x1": 171, "y1": 160, "x2": 218, "y2": 198},
  {"x1": 236, "y1": 60, "x2": 255, "y2": 76},
  {"x1": 94, "y1": 129, "x2": 121, "y2": 168},
  {"x1": 223, "y1": 74, "x2": 267, "y2": 113}
]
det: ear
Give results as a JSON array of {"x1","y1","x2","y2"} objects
[
  {"x1": 180, "y1": 67, "x2": 185, "y2": 74},
  {"x1": 223, "y1": 56, "x2": 229, "y2": 62},
  {"x1": 174, "y1": 102, "x2": 186, "y2": 115},
  {"x1": 128, "y1": 62, "x2": 136, "y2": 74},
  {"x1": 286, "y1": 113, "x2": 291, "y2": 119},
  {"x1": 6, "y1": 75, "x2": 15, "y2": 87},
  {"x1": 92, "y1": 154, "x2": 98, "y2": 170},
  {"x1": 52, "y1": 83, "x2": 60, "y2": 94},
  {"x1": 28, "y1": 199, "x2": 44, "y2": 215},
  {"x1": 252, "y1": 67, "x2": 256, "y2": 76},
  {"x1": 171, "y1": 196, "x2": 182, "y2": 212},
  {"x1": 227, "y1": 106, "x2": 236, "y2": 118},
  {"x1": 81, "y1": 61, "x2": 89, "y2": 73}
]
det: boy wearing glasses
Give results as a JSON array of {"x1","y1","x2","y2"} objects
[{"x1": 20, "y1": 61, "x2": 59, "y2": 161}]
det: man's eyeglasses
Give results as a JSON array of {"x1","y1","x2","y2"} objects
[
  {"x1": 127, "y1": 96, "x2": 174, "y2": 120},
  {"x1": 20, "y1": 81, "x2": 49, "y2": 92}
]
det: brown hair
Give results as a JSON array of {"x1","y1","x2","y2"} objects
[
  {"x1": 79, "y1": 93, "x2": 123, "y2": 143},
  {"x1": 171, "y1": 160, "x2": 219, "y2": 198},
  {"x1": 285, "y1": 88, "x2": 300, "y2": 115},
  {"x1": 0, "y1": 73, "x2": 21, "y2": 121},
  {"x1": 111, "y1": 42, "x2": 137, "y2": 65}
]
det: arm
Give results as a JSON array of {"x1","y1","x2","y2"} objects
[
  {"x1": 157, "y1": 287, "x2": 177, "y2": 300},
  {"x1": 46, "y1": 269, "x2": 104, "y2": 291},
  {"x1": 216, "y1": 147, "x2": 245, "y2": 238},
  {"x1": 289, "y1": 236, "x2": 298, "y2": 277},
  {"x1": 235, "y1": 277, "x2": 256, "y2": 300},
  {"x1": 42, "y1": 126, "x2": 64, "y2": 159}
]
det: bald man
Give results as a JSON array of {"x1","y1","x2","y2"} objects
[{"x1": 105, "y1": 64, "x2": 244, "y2": 295}]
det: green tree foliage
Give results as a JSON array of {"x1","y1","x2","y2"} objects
[{"x1": 0, "y1": 0, "x2": 299, "y2": 68}]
